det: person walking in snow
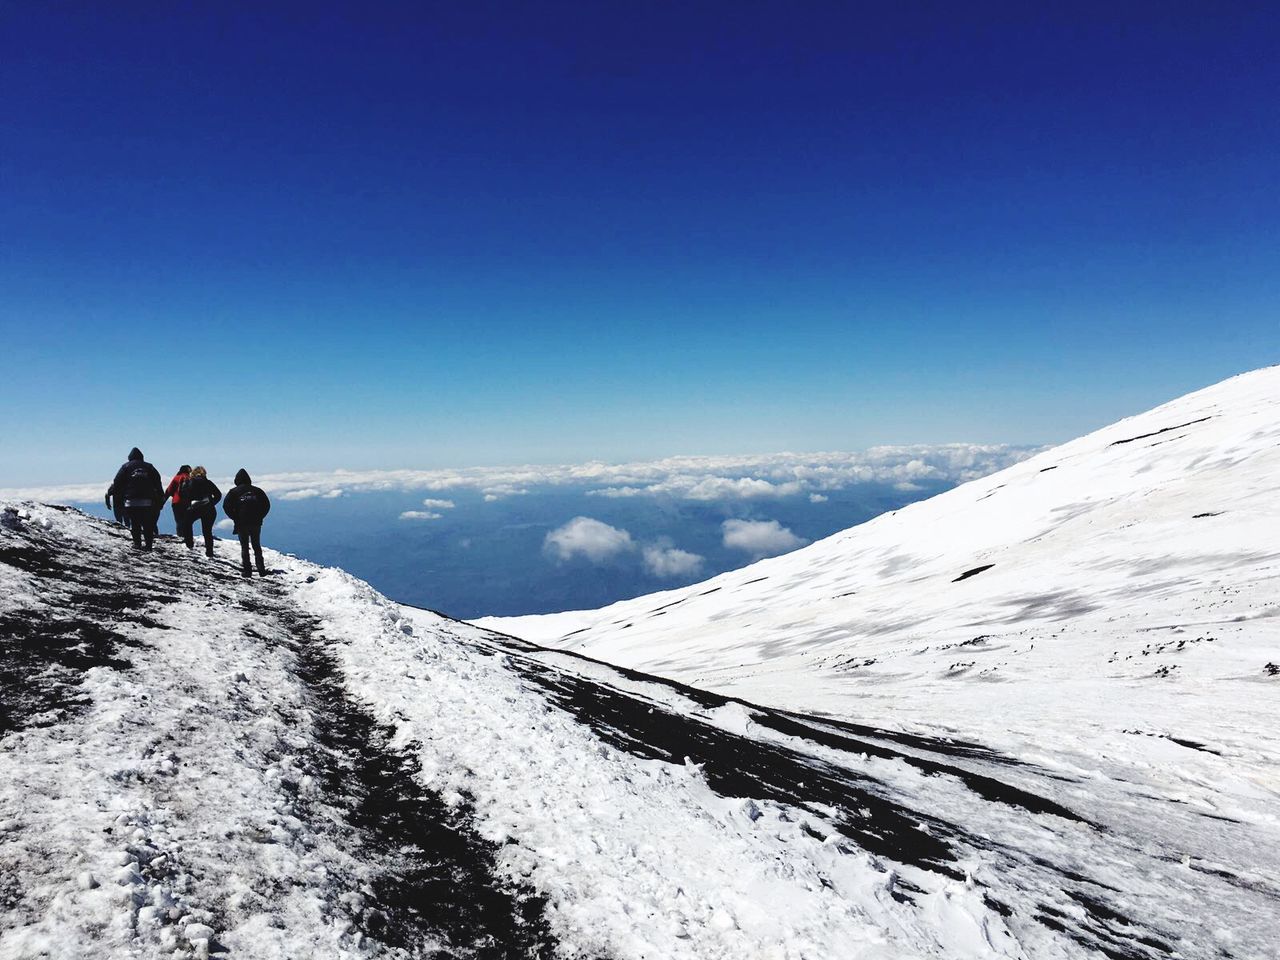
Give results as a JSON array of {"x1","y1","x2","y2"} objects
[
  {"x1": 222, "y1": 468, "x2": 271, "y2": 576},
  {"x1": 162, "y1": 464, "x2": 193, "y2": 539},
  {"x1": 180, "y1": 466, "x2": 221, "y2": 557},
  {"x1": 110, "y1": 447, "x2": 165, "y2": 551}
]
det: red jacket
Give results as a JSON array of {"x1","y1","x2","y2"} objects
[{"x1": 164, "y1": 472, "x2": 190, "y2": 504}]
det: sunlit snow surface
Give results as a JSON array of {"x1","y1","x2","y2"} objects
[{"x1": 3, "y1": 366, "x2": 1279, "y2": 959}]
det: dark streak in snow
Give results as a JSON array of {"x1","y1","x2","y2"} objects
[
  {"x1": 0, "y1": 524, "x2": 153, "y2": 737},
  {"x1": 480, "y1": 631, "x2": 1185, "y2": 960},
  {"x1": 504, "y1": 659, "x2": 965, "y2": 877},
  {"x1": 281, "y1": 609, "x2": 558, "y2": 959},
  {"x1": 751, "y1": 712, "x2": 1084, "y2": 822},
  {"x1": 953, "y1": 564, "x2": 995, "y2": 582},
  {"x1": 1110, "y1": 417, "x2": 1212, "y2": 447},
  {"x1": 2, "y1": 510, "x2": 565, "y2": 959},
  {"x1": 235, "y1": 594, "x2": 562, "y2": 960}
]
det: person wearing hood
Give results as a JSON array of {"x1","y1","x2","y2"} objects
[
  {"x1": 222, "y1": 468, "x2": 271, "y2": 576},
  {"x1": 180, "y1": 466, "x2": 222, "y2": 557},
  {"x1": 110, "y1": 447, "x2": 164, "y2": 550},
  {"x1": 163, "y1": 464, "x2": 193, "y2": 539}
]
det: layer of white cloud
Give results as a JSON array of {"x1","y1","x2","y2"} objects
[
  {"x1": 721, "y1": 519, "x2": 808, "y2": 559},
  {"x1": 282, "y1": 487, "x2": 344, "y2": 501},
  {"x1": 591, "y1": 476, "x2": 804, "y2": 501},
  {"x1": 642, "y1": 543, "x2": 704, "y2": 578},
  {"x1": 808, "y1": 493, "x2": 828, "y2": 503},
  {"x1": 421, "y1": 498, "x2": 456, "y2": 510},
  {"x1": 1, "y1": 444, "x2": 1038, "y2": 507},
  {"x1": 281, "y1": 488, "x2": 322, "y2": 501},
  {"x1": 399, "y1": 510, "x2": 443, "y2": 521},
  {"x1": 545, "y1": 517, "x2": 634, "y2": 562},
  {"x1": 215, "y1": 518, "x2": 234, "y2": 532},
  {"x1": 481, "y1": 485, "x2": 529, "y2": 502}
]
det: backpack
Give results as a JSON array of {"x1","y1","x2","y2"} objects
[
  {"x1": 181, "y1": 476, "x2": 211, "y2": 513},
  {"x1": 236, "y1": 489, "x2": 263, "y2": 524},
  {"x1": 124, "y1": 464, "x2": 153, "y2": 499}
]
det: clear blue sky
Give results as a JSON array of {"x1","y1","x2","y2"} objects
[{"x1": 2, "y1": 2, "x2": 1276, "y2": 485}]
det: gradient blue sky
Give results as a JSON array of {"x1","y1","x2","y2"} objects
[{"x1": 3, "y1": 2, "x2": 1277, "y2": 485}]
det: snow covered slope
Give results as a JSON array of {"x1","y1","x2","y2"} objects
[
  {"x1": 481, "y1": 366, "x2": 1280, "y2": 733},
  {"x1": 12, "y1": 502, "x2": 1251, "y2": 960},
  {"x1": 6, "y1": 361, "x2": 1280, "y2": 960},
  {"x1": 477, "y1": 366, "x2": 1280, "y2": 956}
]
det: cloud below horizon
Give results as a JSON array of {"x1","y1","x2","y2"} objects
[
  {"x1": 544, "y1": 517, "x2": 635, "y2": 562},
  {"x1": 642, "y1": 542, "x2": 704, "y2": 578},
  {"x1": 722, "y1": 519, "x2": 808, "y2": 559},
  {"x1": 399, "y1": 510, "x2": 443, "y2": 521},
  {"x1": 280, "y1": 488, "x2": 344, "y2": 501}
]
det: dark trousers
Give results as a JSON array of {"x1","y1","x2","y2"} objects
[
  {"x1": 126, "y1": 505, "x2": 156, "y2": 550},
  {"x1": 171, "y1": 502, "x2": 190, "y2": 540},
  {"x1": 186, "y1": 509, "x2": 215, "y2": 555},
  {"x1": 239, "y1": 524, "x2": 265, "y2": 574}
]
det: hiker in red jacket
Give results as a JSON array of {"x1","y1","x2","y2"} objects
[{"x1": 162, "y1": 465, "x2": 192, "y2": 539}]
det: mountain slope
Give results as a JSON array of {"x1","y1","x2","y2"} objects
[
  {"x1": 479, "y1": 367, "x2": 1280, "y2": 757},
  {"x1": 480, "y1": 367, "x2": 1280, "y2": 719},
  {"x1": 1, "y1": 508, "x2": 553, "y2": 960},
  {"x1": 5, "y1": 359, "x2": 1280, "y2": 960},
  {"x1": 3, "y1": 502, "x2": 1179, "y2": 960},
  {"x1": 475, "y1": 366, "x2": 1280, "y2": 957}
]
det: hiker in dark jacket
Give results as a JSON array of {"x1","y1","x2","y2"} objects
[
  {"x1": 223, "y1": 468, "x2": 271, "y2": 576},
  {"x1": 162, "y1": 465, "x2": 193, "y2": 538},
  {"x1": 110, "y1": 447, "x2": 165, "y2": 550},
  {"x1": 180, "y1": 466, "x2": 222, "y2": 556}
]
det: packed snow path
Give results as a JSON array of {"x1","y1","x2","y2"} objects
[
  {"x1": 1, "y1": 508, "x2": 551, "y2": 959},
  {"x1": 3, "y1": 504, "x2": 1279, "y2": 958}
]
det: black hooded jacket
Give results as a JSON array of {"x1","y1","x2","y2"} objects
[
  {"x1": 110, "y1": 448, "x2": 164, "y2": 509},
  {"x1": 223, "y1": 469, "x2": 271, "y2": 528},
  {"x1": 183, "y1": 476, "x2": 222, "y2": 516}
]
